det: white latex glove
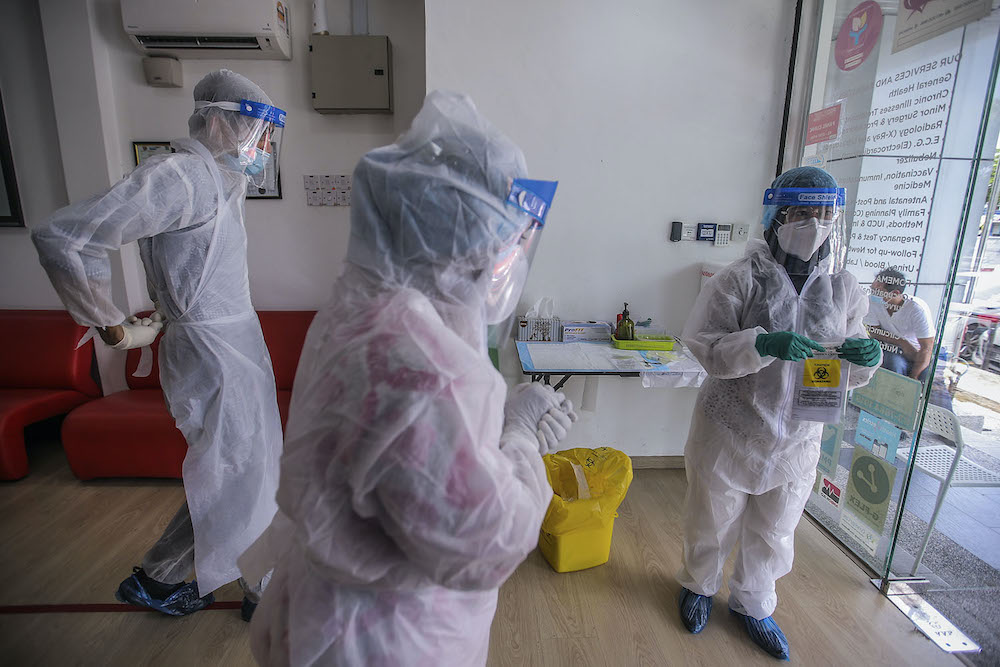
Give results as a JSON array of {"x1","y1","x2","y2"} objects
[
  {"x1": 151, "y1": 301, "x2": 167, "y2": 324},
  {"x1": 126, "y1": 305, "x2": 166, "y2": 327},
  {"x1": 503, "y1": 383, "x2": 575, "y2": 455},
  {"x1": 111, "y1": 319, "x2": 163, "y2": 350},
  {"x1": 537, "y1": 399, "x2": 579, "y2": 454}
]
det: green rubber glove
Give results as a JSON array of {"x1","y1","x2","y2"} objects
[
  {"x1": 838, "y1": 337, "x2": 882, "y2": 366},
  {"x1": 755, "y1": 331, "x2": 824, "y2": 362}
]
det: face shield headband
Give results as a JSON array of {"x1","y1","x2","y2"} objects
[{"x1": 763, "y1": 187, "x2": 845, "y2": 221}]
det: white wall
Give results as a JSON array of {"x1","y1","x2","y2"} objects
[
  {"x1": 426, "y1": 0, "x2": 796, "y2": 456},
  {"x1": 25, "y1": 0, "x2": 423, "y2": 316},
  {"x1": 0, "y1": 0, "x2": 68, "y2": 309},
  {"x1": 19, "y1": 0, "x2": 794, "y2": 455},
  {"x1": 89, "y1": 0, "x2": 426, "y2": 309}
]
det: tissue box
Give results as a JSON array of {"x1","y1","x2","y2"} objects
[
  {"x1": 517, "y1": 317, "x2": 561, "y2": 341},
  {"x1": 562, "y1": 321, "x2": 612, "y2": 342}
]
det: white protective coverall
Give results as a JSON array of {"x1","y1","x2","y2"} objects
[
  {"x1": 241, "y1": 91, "x2": 559, "y2": 666},
  {"x1": 32, "y1": 70, "x2": 283, "y2": 596},
  {"x1": 678, "y1": 238, "x2": 877, "y2": 619}
]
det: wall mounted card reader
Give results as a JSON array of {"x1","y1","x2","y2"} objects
[
  {"x1": 715, "y1": 223, "x2": 732, "y2": 246},
  {"x1": 696, "y1": 223, "x2": 716, "y2": 241},
  {"x1": 670, "y1": 221, "x2": 683, "y2": 242}
]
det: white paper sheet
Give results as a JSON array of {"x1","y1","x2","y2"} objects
[
  {"x1": 524, "y1": 343, "x2": 610, "y2": 370},
  {"x1": 522, "y1": 342, "x2": 707, "y2": 389}
]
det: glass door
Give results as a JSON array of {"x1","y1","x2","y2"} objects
[{"x1": 791, "y1": 1, "x2": 1000, "y2": 660}]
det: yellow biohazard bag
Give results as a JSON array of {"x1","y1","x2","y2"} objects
[{"x1": 538, "y1": 447, "x2": 633, "y2": 573}]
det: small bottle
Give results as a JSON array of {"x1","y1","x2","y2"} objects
[{"x1": 616, "y1": 302, "x2": 635, "y2": 341}]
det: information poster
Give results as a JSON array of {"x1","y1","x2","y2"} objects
[
  {"x1": 843, "y1": 447, "x2": 898, "y2": 535},
  {"x1": 804, "y1": 0, "x2": 1000, "y2": 568},
  {"x1": 850, "y1": 367, "x2": 923, "y2": 430},
  {"x1": 818, "y1": 422, "x2": 844, "y2": 476},
  {"x1": 821, "y1": 475, "x2": 845, "y2": 509},
  {"x1": 815, "y1": 2, "x2": 998, "y2": 331},
  {"x1": 844, "y1": 41, "x2": 962, "y2": 284},
  {"x1": 840, "y1": 507, "x2": 882, "y2": 556},
  {"x1": 805, "y1": 103, "x2": 844, "y2": 145},
  {"x1": 892, "y1": 0, "x2": 992, "y2": 54},
  {"x1": 855, "y1": 409, "x2": 903, "y2": 461},
  {"x1": 836, "y1": 1, "x2": 884, "y2": 71}
]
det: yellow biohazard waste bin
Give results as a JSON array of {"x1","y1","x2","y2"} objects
[{"x1": 538, "y1": 447, "x2": 633, "y2": 573}]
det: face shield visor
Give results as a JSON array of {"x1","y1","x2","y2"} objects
[
  {"x1": 485, "y1": 215, "x2": 537, "y2": 324},
  {"x1": 194, "y1": 98, "x2": 286, "y2": 189},
  {"x1": 485, "y1": 179, "x2": 558, "y2": 354},
  {"x1": 763, "y1": 186, "x2": 847, "y2": 271}
]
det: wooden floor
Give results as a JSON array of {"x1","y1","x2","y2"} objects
[{"x1": 0, "y1": 439, "x2": 955, "y2": 666}]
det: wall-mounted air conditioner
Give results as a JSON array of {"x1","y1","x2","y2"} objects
[{"x1": 121, "y1": 0, "x2": 292, "y2": 60}]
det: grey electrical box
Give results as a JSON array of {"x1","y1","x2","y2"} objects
[{"x1": 310, "y1": 35, "x2": 393, "y2": 114}]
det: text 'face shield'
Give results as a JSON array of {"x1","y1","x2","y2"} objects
[{"x1": 763, "y1": 187, "x2": 845, "y2": 223}]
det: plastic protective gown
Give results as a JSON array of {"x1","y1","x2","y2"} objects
[
  {"x1": 32, "y1": 71, "x2": 282, "y2": 596},
  {"x1": 678, "y1": 238, "x2": 877, "y2": 619},
  {"x1": 241, "y1": 91, "x2": 554, "y2": 666}
]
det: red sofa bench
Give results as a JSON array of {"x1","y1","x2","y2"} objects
[
  {"x1": 61, "y1": 310, "x2": 315, "y2": 480},
  {"x1": 0, "y1": 310, "x2": 100, "y2": 480}
]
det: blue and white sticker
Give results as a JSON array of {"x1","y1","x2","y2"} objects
[
  {"x1": 507, "y1": 179, "x2": 558, "y2": 224},
  {"x1": 763, "y1": 187, "x2": 845, "y2": 207}
]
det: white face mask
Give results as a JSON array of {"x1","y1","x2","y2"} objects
[{"x1": 775, "y1": 218, "x2": 833, "y2": 261}]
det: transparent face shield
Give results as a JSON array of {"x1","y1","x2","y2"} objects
[
  {"x1": 762, "y1": 186, "x2": 847, "y2": 272},
  {"x1": 485, "y1": 215, "x2": 539, "y2": 325},
  {"x1": 194, "y1": 99, "x2": 286, "y2": 189},
  {"x1": 486, "y1": 179, "x2": 558, "y2": 355}
]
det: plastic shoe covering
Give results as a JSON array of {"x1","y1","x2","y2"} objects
[
  {"x1": 115, "y1": 568, "x2": 215, "y2": 616},
  {"x1": 735, "y1": 611, "x2": 790, "y2": 661},
  {"x1": 679, "y1": 587, "x2": 713, "y2": 634},
  {"x1": 241, "y1": 596, "x2": 257, "y2": 622}
]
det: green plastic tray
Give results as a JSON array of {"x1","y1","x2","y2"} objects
[{"x1": 611, "y1": 335, "x2": 675, "y2": 351}]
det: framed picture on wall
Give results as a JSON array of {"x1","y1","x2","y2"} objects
[
  {"x1": 247, "y1": 141, "x2": 281, "y2": 199},
  {"x1": 0, "y1": 89, "x2": 24, "y2": 227},
  {"x1": 133, "y1": 141, "x2": 174, "y2": 167}
]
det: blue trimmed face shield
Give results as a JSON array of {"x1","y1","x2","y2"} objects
[
  {"x1": 194, "y1": 98, "x2": 286, "y2": 189},
  {"x1": 484, "y1": 179, "x2": 558, "y2": 361},
  {"x1": 761, "y1": 186, "x2": 849, "y2": 271},
  {"x1": 484, "y1": 180, "x2": 559, "y2": 325}
]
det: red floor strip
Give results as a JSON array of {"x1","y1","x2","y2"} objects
[{"x1": 0, "y1": 601, "x2": 243, "y2": 614}]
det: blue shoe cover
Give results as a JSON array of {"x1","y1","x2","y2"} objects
[
  {"x1": 116, "y1": 568, "x2": 214, "y2": 616},
  {"x1": 735, "y1": 611, "x2": 790, "y2": 661},
  {"x1": 678, "y1": 587, "x2": 712, "y2": 634}
]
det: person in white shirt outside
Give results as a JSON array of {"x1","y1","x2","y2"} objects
[{"x1": 865, "y1": 267, "x2": 936, "y2": 382}]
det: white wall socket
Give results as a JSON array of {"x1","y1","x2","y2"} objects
[
  {"x1": 303, "y1": 174, "x2": 353, "y2": 206},
  {"x1": 734, "y1": 223, "x2": 750, "y2": 241}
]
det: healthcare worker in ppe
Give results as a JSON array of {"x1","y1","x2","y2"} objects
[
  {"x1": 31, "y1": 69, "x2": 286, "y2": 619},
  {"x1": 239, "y1": 91, "x2": 576, "y2": 666},
  {"x1": 676, "y1": 167, "x2": 880, "y2": 660}
]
